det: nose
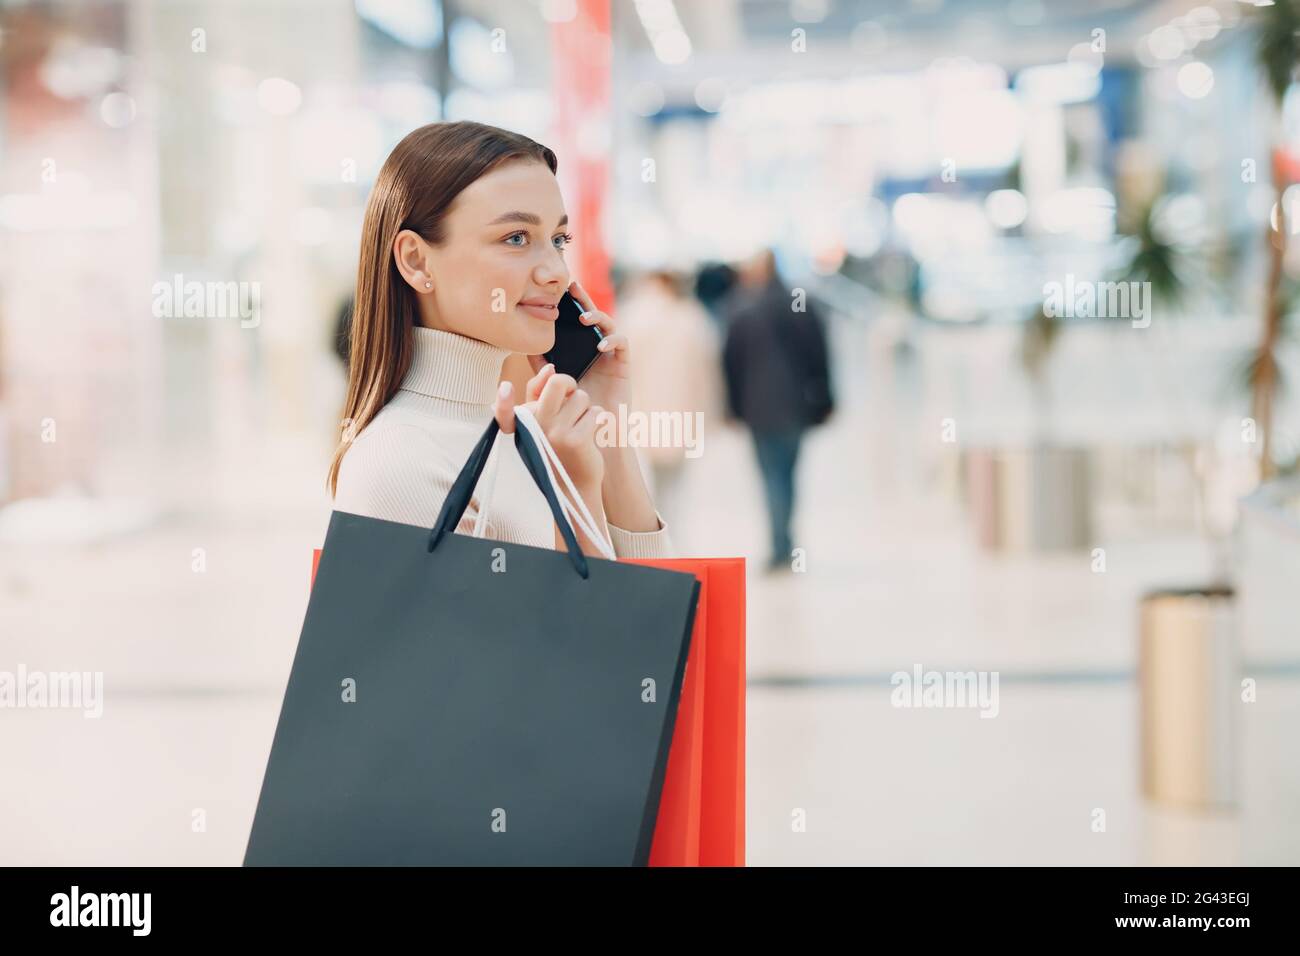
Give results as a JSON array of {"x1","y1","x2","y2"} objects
[{"x1": 533, "y1": 243, "x2": 568, "y2": 289}]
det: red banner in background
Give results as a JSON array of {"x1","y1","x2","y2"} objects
[{"x1": 549, "y1": 0, "x2": 615, "y2": 315}]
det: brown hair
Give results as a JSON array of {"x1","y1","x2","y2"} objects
[{"x1": 326, "y1": 121, "x2": 557, "y2": 496}]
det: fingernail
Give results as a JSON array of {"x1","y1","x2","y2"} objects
[
  {"x1": 542, "y1": 363, "x2": 554, "y2": 374},
  {"x1": 597, "y1": 340, "x2": 610, "y2": 350},
  {"x1": 498, "y1": 381, "x2": 511, "y2": 398}
]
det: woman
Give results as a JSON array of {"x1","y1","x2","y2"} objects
[{"x1": 328, "y1": 121, "x2": 673, "y2": 559}]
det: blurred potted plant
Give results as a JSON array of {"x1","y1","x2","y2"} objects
[
  {"x1": 1233, "y1": 0, "x2": 1300, "y2": 670},
  {"x1": 986, "y1": 198, "x2": 1192, "y2": 554},
  {"x1": 1251, "y1": 0, "x2": 1300, "y2": 479}
]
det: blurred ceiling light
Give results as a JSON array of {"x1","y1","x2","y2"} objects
[
  {"x1": 1006, "y1": 0, "x2": 1045, "y2": 26},
  {"x1": 892, "y1": 192, "x2": 934, "y2": 236},
  {"x1": 790, "y1": 0, "x2": 829, "y2": 23},
  {"x1": 40, "y1": 40, "x2": 123, "y2": 99},
  {"x1": 1038, "y1": 187, "x2": 1115, "y2": 240},
  {"x1": 450, "y1": 17, "x2": 514, "y2": 89},
  {"x1": 694, "y1": 77, "x2": 727, "y2": 112},
  {"x1": 1177, "y1": 60, "x2": 1215, "y2": 99},
  {"x1": 257, "y1": 77, "x2": 302, "y2": 115},
  {"x1": 627, "y1": 80, "x2": 665, "y2": 116},
  {"x1": 1014, "y1": 62, "x2": 1100, "y2": 104},
  {"x1": 1134, "y1": 35, "x2": 1158, "y2": 68},
  {"x1": 99, "y1": 91, "x2": 136, "y2": 128},
  {"x1": 1147, "y1": 25, "x2": 1186, "y2": 60},
  {"x1": 1185, "y1": 6, "x2": 1222, "y2": 41},
  {"x1": 634, "y1": 0, "x2": 692, "y2": 64},
  {"x1": 653, "y1": 28, "x2": 691, "y2": 64},
  {"x1": 1066, "y1": 42, "x2": 1104, "y2": 76},
  {"x1": 985, "y1": 189, "x2": 1028, "y2": 229},
  {"x1": 354, "y1": 0, "x2": 442, "y2": 48},
  {"x1": 843, "y1": 197, "x2": 888, "y2": 257},
  {"x1": 540, "y1": 0, "x2": 577, "y2": 22},
  {"x1": 925, "y1": 57, "x2": 1007, "y2": 92},
  {"x1": 851, "y1": 20, "x2": 888, "y2": 56},
  {"x1": 1269, "y1": 183, "x2": 1300, "y2": 233},
  {"x1": 934, "y1": 90, "x2": 1023, "y2": 170}
]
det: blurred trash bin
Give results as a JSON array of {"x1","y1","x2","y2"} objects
[
  {"x1": 964, "y1": 444, "x2": 1091, "y2": 552},
  {"x1": 1138, "y1": 586, "x2": 1237, "y2": 810}
]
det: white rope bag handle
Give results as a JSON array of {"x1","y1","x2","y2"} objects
[{"x1": 470, "y1": 404, "x2": 616, "y2": 561}]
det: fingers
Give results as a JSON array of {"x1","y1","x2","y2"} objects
[
  {"x1": 526, "y1": 362, "x2": 556, "y2": 402},
  {"x1": 576, "y1": 401, "x2": 605, "y2": 441},
  {"x1": 537, "y1": 370, "x2": 578, "y2": 421},
  {"x1": 555, "y1": 396, "x2": 603, "y2": 457},
  {"x1": 595, "y1": 330, "x2": 626, "y2": 355},
  {"x1": 568, "y1": 279, "x2": 597, "y2": 314},
  {"x1": 493, "y1": 380, "x2": 517, "y2": 434},
  {"x1": 554, "y1": 387, "x2": 591, "y2": 430},
  {"x1": 570, "y1": 280, "x2": 617, "y2": 337}
]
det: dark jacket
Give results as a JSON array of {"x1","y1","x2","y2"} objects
[{"x1": 721, "y1": 277, "x2": 832, "y2": 431}]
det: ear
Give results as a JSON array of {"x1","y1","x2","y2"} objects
[{"x1": 393, "y1": 229, "x2": 434, "y2": 293}]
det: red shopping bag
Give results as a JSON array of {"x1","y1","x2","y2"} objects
[
  {"x1": 308, "y1": 549, "x2": 745, "y2": 866},
  {"x1": 624, "y1": 557, "x2": 746, "y2": 868}
]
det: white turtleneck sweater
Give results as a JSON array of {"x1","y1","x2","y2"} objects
[{"x1": 332, "y1": 325, "x2": 674, "y2": 559}]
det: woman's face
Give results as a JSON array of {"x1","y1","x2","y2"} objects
[{"x1": 406, "y1": 159, "x2": 571, "y2": 356}]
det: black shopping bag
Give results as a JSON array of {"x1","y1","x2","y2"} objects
[{"x1": 244, "y1": 413, "x2": 700, "y2": 866}]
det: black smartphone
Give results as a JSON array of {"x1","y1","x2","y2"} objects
[{"x1": 543, "y1": 291, "x2": 605, "y2": 381}]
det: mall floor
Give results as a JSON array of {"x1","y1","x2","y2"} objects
[{"x1": 2, "y1": 317, "x2": 1297, "y2": 866}]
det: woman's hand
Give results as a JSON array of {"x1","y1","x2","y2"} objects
[
  {"x1": 513, "y1": 278, "x2": 663, "y2": 540},
  {"x1": 554, "y1": 279, "x2": 631, "y2": 424},
  {"x1": 493, "y1": 363, "x2": 605, "y2": 492}
]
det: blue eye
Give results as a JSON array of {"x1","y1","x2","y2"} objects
[
  {"x1": 504, "y1": 232, "x2": 527, "y2": 246},
  {"x1": 553, "y1": 232, "x2": 573, "y2": 250}
]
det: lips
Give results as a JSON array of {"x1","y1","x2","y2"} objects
[{"x1": 517, "y1": 299, "x2": 559, "y2": 321}]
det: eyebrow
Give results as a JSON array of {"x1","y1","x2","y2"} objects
[{"x1": 486, "y1": 211, "x2": 569, "y2": 229}]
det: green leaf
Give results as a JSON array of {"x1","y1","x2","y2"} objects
[{"x1": 1255, "y1": 0, "x2": 1300, "y2": 104}]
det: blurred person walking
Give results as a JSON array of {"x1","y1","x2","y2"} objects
[
  {"x1": 618, "y1": 270, "x2": 722, "y2": 524},
  {"x1": 721, "y1": 249, "x2": 833, "y2": 573},
  {"x1": 692, "y1": 261, "x2": 737, "y2": 330}
]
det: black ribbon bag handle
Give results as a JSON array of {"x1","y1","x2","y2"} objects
[{"x1": 427, "y1": 417, "x2": 592, "y2": 579}]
